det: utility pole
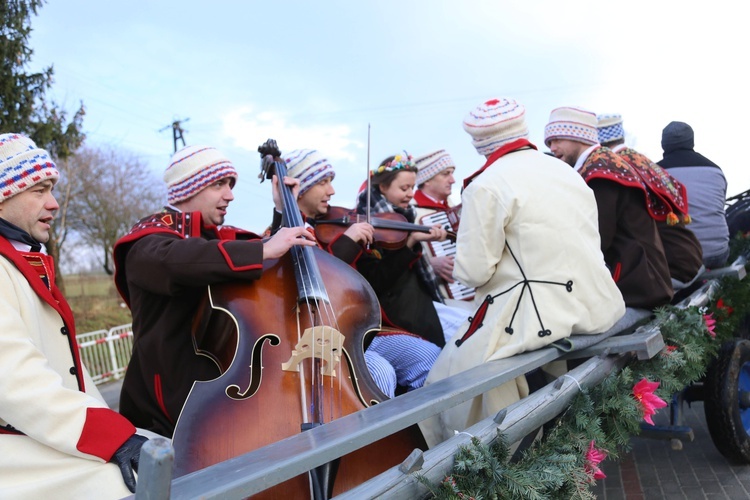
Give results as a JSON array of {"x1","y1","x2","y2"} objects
[{"x1": 159, "y1": 118, "x2": 189, "y2": 153}]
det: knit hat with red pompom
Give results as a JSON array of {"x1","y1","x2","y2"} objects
[{"x1": 462, "y1": 97, "x2": 529, "y2": 156}]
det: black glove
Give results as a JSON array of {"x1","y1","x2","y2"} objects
[{"x1": 110, "y1": 434, "x2": 148, "y2": 493}]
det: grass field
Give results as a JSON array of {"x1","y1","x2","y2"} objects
[{"x1": 63, "y1": 273, "x2": 132, "y2": 333}]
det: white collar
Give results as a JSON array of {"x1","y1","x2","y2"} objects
[{"x1": 10, "y1": 240, "x2": 47, "y2": 254}]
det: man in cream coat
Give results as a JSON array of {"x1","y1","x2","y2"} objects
[
  {"x1": 0, "y1": 133, "x2": 145, "y2": 498},
  {"x1": 419, "y1": 98, "x2": 626, "y2": 446}
]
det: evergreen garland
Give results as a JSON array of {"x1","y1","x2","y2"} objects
[{"x1": 420, "y1": 238, "x2": 750, "y2": 500}]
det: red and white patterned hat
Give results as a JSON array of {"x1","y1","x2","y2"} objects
[
  {"x1": 544, "y1": 107, "x2": 599, "y2": 147},
  {"x1": 462, "y1": 97, "x2": 529, "y2": 156},
  {"x1": 414, "y1": 150, "x2": 455, "y2": 186},
  {"x1": 284, "y1": 149, "x2": 335, "y2": 196},
  {"x1": 163, "y1": 145, "x2": 238, "y2": 204},
  {"x1": 0, "y1": 133, "x2": 59, "y2": 203}
]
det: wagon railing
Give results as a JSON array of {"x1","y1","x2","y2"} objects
[{"x1": 127, "y1": 257, "x2": 746, "y2": 499}]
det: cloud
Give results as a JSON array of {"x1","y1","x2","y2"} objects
[{"x1": 222, "y1": 106, "x2": 364, "y2": 161}]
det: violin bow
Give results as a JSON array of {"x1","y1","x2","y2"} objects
[{"x1": 366, "y1": 123, "x2": 372, "y2": 224}]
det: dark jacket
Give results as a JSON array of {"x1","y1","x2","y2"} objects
[
  {"x1": 355, "y1": 244, "x2": 445, "y2": 348},
  {"x1": 113, "y1": 209, "x2": 264, "y2": 437},
  {"x1": 586, "y1": 177, "x2": 673, "y2": 309},
  {"x1": 657, "y1": 220, "x2": 703, "y2": 283}
]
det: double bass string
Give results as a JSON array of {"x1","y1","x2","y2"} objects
[{"x1": 277, "y1": 157, "x2": 347, "y2": 424}]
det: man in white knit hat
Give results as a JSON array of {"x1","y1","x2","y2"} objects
[
  {"x1": 545, "y1": 106, "x2": 673, "y2": 308},
  {"x1": 411, "y1": 149, "x2": 475, "y2": 307},
  {"x1": 113, "y1": 144, "x2": 315, "y2": 438},
  {"x1": 419, "y1": 99, "x2": 625, "y2": 447},
  {"x1": 0, "y1": 133, "x2": 148, "y2": 498}
]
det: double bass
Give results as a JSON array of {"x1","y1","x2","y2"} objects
[{"x1": 170, "y1": 140, "x2": 426, "y2": 498}]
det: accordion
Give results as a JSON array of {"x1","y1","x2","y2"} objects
[{"x1": 418, "y1": 207, "x2": 475, "y2": 301}]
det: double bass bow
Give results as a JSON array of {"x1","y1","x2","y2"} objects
[{"x1": 170, "y1": 139, "x2": 426, "y2": 499}]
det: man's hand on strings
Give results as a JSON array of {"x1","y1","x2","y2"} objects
[
  {"x1": 263, "y1": 226, "x2": 316, "y2": 259},
  {"x1": 272, "y1": 175, "x2": 302, "y2": 212}
]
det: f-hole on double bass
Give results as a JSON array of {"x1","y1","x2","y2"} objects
[{"x1": 170, "y1": 139, "x2": 427, "y2": 499}]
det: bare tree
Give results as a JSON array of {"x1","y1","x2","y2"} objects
[{"x1": 66, "y1": 146, "x2": 164, "y2": 275}]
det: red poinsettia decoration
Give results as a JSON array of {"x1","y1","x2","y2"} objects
[
  {"x1": 661, "y1": 345, "x2": 678, "y2": 357},
  {"x1": 716, "y1": 298, "x2": 734, "y2": 316},
  {"x1": 585, "y1": 440, "x2": 607, "y2": 480},
  {"x1": 632, "y1": 378, "x2": 668, "y2": 425},
  {"x1": 703, "y1": 313, "x2": 717, "y2": 338}
]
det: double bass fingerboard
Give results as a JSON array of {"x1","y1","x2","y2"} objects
[{"x1": 419, "y1": 208, "x2": 476, "y2": 301}]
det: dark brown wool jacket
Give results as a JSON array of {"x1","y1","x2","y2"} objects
[
  {"x1": 113, "y1": 210, "x2": 263, "y2": 437},
  {"x1": 586, "y1": 178, "x2": 674, "y2": 309}
]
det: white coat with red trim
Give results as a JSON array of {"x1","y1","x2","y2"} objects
[
  {"x1": 0, "y1": 239, "x2": 136, "y2": 500},
  {"x1": 419, "y1": 148, "x2": 626, "y2": 447}
]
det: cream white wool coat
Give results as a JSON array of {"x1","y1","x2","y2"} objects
[
  {"x1": 0, "y1": 255, "x2": 131, "y2": 500},
  {"x1": 420, "y1": 148, "x2": 625, "y2": 446}
]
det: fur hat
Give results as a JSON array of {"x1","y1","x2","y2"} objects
[
  {"x1": 462, "y1": 97, "x2": 529, "y2": 156},
  {"x1": 163, "y1": 145, "x2": 238, "y2": 204},
  {"x1": 0, "y1": 133, "x2": 59, "y2": 203},
  {"x1": 414, "y1": 149, "x2": 455, "y2": 185},
  {"x1": 544, "y1": 107, "x2": 599, "y2": 147},
  {"x1": 661, "y1": 121, "x2": 695, "y2": 153},
  {"x1": 597, "y1": 114, "x2": 625, "y2": 144},
  {"x1": 284, "y1": 149, "x2": 335, "y2": 196}
]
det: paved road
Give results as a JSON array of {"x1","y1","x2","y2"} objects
[
  {"x1": 594, "y1": 401, "x2": 750, "y2": 499},
  {"x1": 99, "y1": 379, "x2": 750, "y2": 498},
  {"x1": 98, "y1": 378, "x2": 122, "y2": 411}
]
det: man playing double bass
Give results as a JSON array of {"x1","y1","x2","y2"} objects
[{"x1": 113, "y1": 144, "x2": 315, "y2": 438}]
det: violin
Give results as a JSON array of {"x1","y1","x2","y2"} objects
[{"x1": 313, "y1": 205, "x2": 457, "y2": 250}]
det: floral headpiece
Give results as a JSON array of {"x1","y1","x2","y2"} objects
[{"x1": 374, "y1": 152, "x2": 415, "y2": 175}]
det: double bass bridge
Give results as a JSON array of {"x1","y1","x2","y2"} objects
[{"x1": 281, "y1": 325, "x2": 345, "y2": 376}]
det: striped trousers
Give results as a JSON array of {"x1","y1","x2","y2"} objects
[{"x1": 364, "y1": 333, "x2": 441, "y2": 398}]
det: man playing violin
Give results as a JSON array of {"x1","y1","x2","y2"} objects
[
  {"x1": 113, "y1": 144, "x2": 316, "y2": 438},
  {"x1": 270, "y1": 149, "x2": 441, "y2": 398}
]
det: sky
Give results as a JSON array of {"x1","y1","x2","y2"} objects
[{"x1": 28, "y1": 0, "x2": 750, "y2": 233}]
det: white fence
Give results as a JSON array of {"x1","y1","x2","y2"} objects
[{"x1": 76, "y1": 323, "x2": 134, "y2": 384}]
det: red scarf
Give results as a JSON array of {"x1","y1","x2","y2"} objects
[
  {"x1": 462, "y1": 139, "x2": 537, "y2": 190},
  {"x1": 0, "y1": 236, "x2": 83, "y2": 389},
  {"x1": 413, "y1": 190, "x2": 450, "y2": 211}
]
